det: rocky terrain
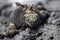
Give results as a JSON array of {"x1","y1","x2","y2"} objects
[{"x1": 0, "y1": 0, "x2": 60, "y2": 40}]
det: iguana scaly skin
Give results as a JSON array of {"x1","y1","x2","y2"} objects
[{"x1": 24, "y1": 9, "x2": 38, "y2": 26}]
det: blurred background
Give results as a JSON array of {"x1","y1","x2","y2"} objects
[{"x1": 0, "y1": 0, "x2": 60, "y2": 40}]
